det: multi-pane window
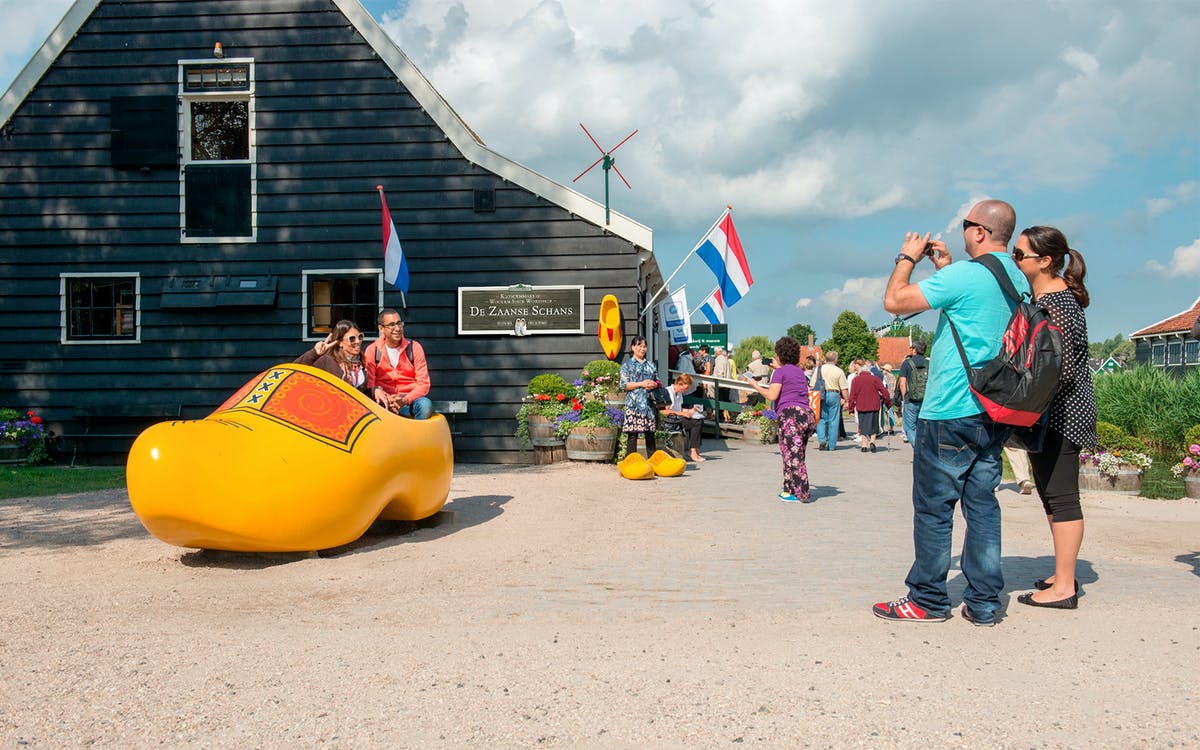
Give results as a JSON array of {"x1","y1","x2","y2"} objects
[
  {"x1": 302, "y1": 271, "x2": 382, "y2": 339},
  {"x1": 180, "y1": 60, "x2": 254, "y2": 241},
  {"x1": 60, "y1": 274, "x2": 139, "y2": 343},
  {"x1": 1185, "y1": 340, "x2": 1199, "y2": 365},
  {"x1": 1151, "y1": 342, "x2": 1166, "y2": 366},
  {"x1": 1167, "y1": 341, "x2": 1183, "y2": 365}
]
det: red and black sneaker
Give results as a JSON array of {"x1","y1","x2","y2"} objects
[{"x1": 872, "y1": 596, "x2": 949, "y2": 622}]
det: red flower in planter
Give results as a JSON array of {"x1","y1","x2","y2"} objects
[{"x1": 555, "y1": 393, "x2": 567, "y2": 401}]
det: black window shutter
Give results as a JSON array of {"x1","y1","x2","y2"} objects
[
  {"x1": 111, "y1": 96, "x2": 178, "y2": 169},
  {"x1": 185, "y1": 164, "x2": 252, "y2": 237}
]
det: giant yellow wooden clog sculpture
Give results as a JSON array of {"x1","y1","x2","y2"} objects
[{"x1": 126, "y1": 363, "x2": 453, "y2": 552}]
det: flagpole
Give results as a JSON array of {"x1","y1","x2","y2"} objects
[
  {"x1": 639, "y1": 205, "x2": 731, "y2": 317},
  {"x1": 688, "y1": 285, "x2": 720, "y2": 317}
]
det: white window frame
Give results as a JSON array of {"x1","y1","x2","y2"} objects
[
  {"x1": 1167, "y1": 340, "x2": 1183, "y2": 365},
  {"x1": 1151, "y1": 341, "x2": 1166, "y2": 366},
  {"x1": 1185, "y1": 340, "x2": 1199, "y2": 365},
  {"x1": 178, "y1": 57, "x2": 256, "y2": 244},
  {"x1": 60, "y1": 272, "x2": 142, "y2": 345},
  {"x1": 300, "y1": 269, "x2": 384, "y2": 341}
]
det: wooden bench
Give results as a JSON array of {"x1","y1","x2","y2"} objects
[
  {"x1": 432, "y1": 400, "x2": 467, "y2": 436},
  {"x1": 59, "y1": 403, "x2": 182, "y2": 466}
]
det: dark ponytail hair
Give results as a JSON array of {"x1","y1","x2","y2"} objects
[{"x1": 1021, "y1": 226, "x2": 1090, "y2": 308}]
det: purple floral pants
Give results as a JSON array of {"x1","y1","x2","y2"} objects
[{"x1": 779, "y1": 405, "x2": 817, "y2": 499}]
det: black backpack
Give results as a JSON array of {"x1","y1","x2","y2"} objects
[
  {"x1": 945, "y1": 254, "x2": 1063, "y2": 428},
  {"x1": 905, "y1": 357, "x2": 928, "y2": 402}
]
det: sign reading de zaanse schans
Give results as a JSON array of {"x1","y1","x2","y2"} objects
[{"x1": 457, "y1": 285, "x2": 585, "y2": 335}]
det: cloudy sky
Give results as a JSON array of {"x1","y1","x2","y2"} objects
[{"x1": 5, "y1": 0, "x2": 1198, "y2": 346}]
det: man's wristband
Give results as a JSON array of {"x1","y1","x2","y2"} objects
[{"x1": 894, "y1": 253, "x2": 917, "y2": 266}]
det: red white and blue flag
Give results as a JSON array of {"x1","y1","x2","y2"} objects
[
  {"x1": 378, "y1": 186, "x2": 409, "y2": 294},
  {"x1": 696, "y1": 289, "x2": 725, "y2": 325},
  {"x1": 694, "y1": 210, "x2": 752, "y2": 307}
]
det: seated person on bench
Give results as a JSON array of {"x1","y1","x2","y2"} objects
[{"x1": 661, "y1": 373, "x2": 706, "y2": 463}]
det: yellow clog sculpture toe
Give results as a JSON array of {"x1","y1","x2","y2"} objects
[
  {"x1": 126, "y1": 364, "x2": 453, "y2": 552},
  {"x1": 648, "y1": 450, "x2": 686, "y2": 477},
  {"x1": 617, "y1": 452, "x2": 655, "y2": 480}
]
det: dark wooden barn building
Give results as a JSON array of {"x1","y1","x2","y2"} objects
[{"x1": 0, "y1": 0, "x2": 664, "y2": 463}]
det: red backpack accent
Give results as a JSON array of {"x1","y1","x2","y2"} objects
[{"x1": 945, "y1": 254, "x2": 1063, "y2": 427}]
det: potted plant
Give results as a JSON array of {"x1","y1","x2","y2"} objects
[
  {"x1": 1169, "y1": 425, "x2": 1200, "y2": 499},
  {"x1": 515, "y1": 374, "x2": 571, "y2": 450},
  {"x1": 580, "y1": 359, "x2": 623, "y2": 408},
  {"x1": 1078, "y1": 422, "x2": 1152, "y2": 494},
  {"x1": 0, "y1": 408, "x2": 49, "y2": 465},
  {"x1": 556, "y1": 397, "x2": 623, "y2": 461},
  {"x1": 736, "y1": 407, "x2": 778, "y2": 444}
]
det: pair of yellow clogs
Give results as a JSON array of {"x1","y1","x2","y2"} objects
[
  {"x1": 617, "y1": 450, "x2": 686, "y2": 479},
  {"x1": 126, "y1": 363, "x2": 454, "y2": 552}
]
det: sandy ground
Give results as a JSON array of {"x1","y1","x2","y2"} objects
[{"x1": 1, "y1": 435, "x2": 1198, "y2": 749}]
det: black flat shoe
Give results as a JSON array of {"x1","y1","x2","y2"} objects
[
  {"x1": 1017, "y1": 592, "x2": 1078, "y2": 609},
  {"x1": 1034, "y1": 579, "x2": 1080, "y2": 593}
]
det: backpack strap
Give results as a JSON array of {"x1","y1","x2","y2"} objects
[
  {"x1": 944, "y1": 254, "x2": 1022, "y2": 376},
  {"x1": 374, "y1": 340, "x2": 414, "y2": 366}
]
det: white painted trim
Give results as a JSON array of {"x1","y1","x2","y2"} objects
[
  {"x1": 1130, "y1": 295, "x2": 1200, "y2": 339},
  {"x1": 300, "y1": 268, "x2": 384, "y2": 341},
  {"x1": 178, "y1": 58, "x2": 257, "y2": 243},
  {"x1": 59, "y1": 271, "x2": 141, "y2": 345},
  {"x1": 0, "y1": 0, "x2": 103, "y2": 126},
  {"x1": 332, "y1": 0, "x2": 652, "y2": 252}
]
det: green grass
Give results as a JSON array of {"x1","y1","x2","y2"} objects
[
  {"x1": 0, "y1": 466, "x2": 126, "y2": 499},
  {"x1": 1140, "y1": 452, "x2": 1185, "y2": 500}
]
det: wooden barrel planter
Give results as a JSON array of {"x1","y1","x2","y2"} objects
[
  {"x1": 0, "y1": 442, "x2": 29, "y2": 465},
  {"x1": 604, "y1": 395, "x2": 627, "y2": 412},
  {"x1": 1184, "y1": 476, "x2": 1200, "y2": 499},
  {"x1": 742, "y1": 422, "x2": 777, "y2": 444},
  {"x1": 527, "y1": 414, "x2": 563, "y2": 448},
  {"x1": 1079, "y1": 465, "x2": 1143, "y2": 494},
  {"x1": 565, "y1": 427, "x2": 618, "y2": 461}
]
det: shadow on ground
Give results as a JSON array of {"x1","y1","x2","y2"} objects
[
  {"x1": 0, "y1": 489, "x2": 142, "y2": 551},
  {"x1": 178, "y1": 493, "x2": 512, "y2": 569}
]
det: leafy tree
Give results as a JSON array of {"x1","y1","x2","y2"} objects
[
  {"x1": 786, "y1": 323, "x2": 817, "y2": 346},
  {"x1": 897, "y1": 322, "x2": 935, "y2": 351},
  {"x1": 732, "y1": 335, "x2": 774, "y2": 371},
  {"x1": 820, "y1": 311, "x2": 878, "y2": 364},
  {"x1": 1089, "y1": 332, "x2": 1132, "y2": 361}
]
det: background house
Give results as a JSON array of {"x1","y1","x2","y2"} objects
[
  {"x1": 0, "y1": 0, "x2": 664, "y2": 463},
  {"x1": 1130, "y1": 296, "x2": 1200, "y2": 377}
]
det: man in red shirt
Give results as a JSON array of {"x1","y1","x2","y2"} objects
[{"x1": 364, "y1": 309, "x2": 432, "y2": 420}]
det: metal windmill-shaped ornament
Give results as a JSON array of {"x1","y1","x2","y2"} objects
[{"x1": 572, "y1": 123, "x2": 638, "y2": 225}]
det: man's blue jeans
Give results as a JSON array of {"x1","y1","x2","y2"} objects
[
  {"x1": 397, "y1": 396, "x2": 433, "y2": 420},
  {"x1": 905, "y1": 414, "x2": 1006, "y2": 621},
  {"x1": 902, "y1": 400, "x2": 921, "y2": 444},
  {"x1": 816, "y1": 392, "x2": 841, "y2": 449}
]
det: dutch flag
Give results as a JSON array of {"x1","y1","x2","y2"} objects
[
  {"x1": 697, "y1": 289, "x2": 725, "y2": 325},
  {"x1": 378, "y1": 186, "x2": 409, "y2": 294},
  {"x1": 695, "y1": 211, "x2": 752, "y2": 307}
]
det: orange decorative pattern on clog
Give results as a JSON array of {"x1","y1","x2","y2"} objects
[{"x1": 218, "y1": 368, "x2": 376, "y2": 452}]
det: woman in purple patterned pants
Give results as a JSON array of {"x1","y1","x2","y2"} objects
[{"x1": 746, "y1": 336, "x2": 818, "y2": 503}]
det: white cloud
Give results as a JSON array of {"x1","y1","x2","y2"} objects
[
  {"x1": 1146, "y1": 181, "x2": 1199, "y2": 218},
  {"x1": 819, "y1": 277, "x2": 887, "y2": 318},
  {"x1": 794, "y1": 297, "x2": 812, "y2": 309},
  {"x1": 1061, "y1": 48, "x2": 1100, "y2": 77},
  {"x1": 1149, "y1": 239, "x2": 1200, "y2": 278}
]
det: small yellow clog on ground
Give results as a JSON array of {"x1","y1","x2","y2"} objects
[
  {"x1": 617, "y1": 452, "x2": 655, "y2": 480},
  {"x1": 648, "y1": 450, "x2": 686, "y2": 477}
]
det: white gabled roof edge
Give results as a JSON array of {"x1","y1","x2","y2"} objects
[
  {"x1": 0, "y1": 0, "x2": 653, "y2": 252},
  {"x1": 0, "y1": 0, "x2": 103, "y2": 126},
  {"x1": 334, "y1": 0, "x2": 652, "y2": 251},
  {"x1": 1130, "y1": 295, "x2": 1200, "y2": 339}
]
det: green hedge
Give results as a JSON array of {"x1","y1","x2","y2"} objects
[{"x1": 1092, "y1": 366, "x2": 1200, "y2": 452}]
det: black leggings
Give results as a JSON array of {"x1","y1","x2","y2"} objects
[
  {"x1": 626, "y1": 431, "x2": 656, "y2": 456},
  {"x1": 1028, "y1": 428, "x2": 1084, "y2": 523}
]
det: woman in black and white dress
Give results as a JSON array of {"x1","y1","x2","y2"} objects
[{"x1": 1011, "y1": 226, "x2": 1097, "y2": 610}]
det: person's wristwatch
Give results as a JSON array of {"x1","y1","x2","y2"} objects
[{"x1": 894, "y1": 253, "x2": 918, "y2": 266}]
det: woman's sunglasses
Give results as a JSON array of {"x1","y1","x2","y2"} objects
[
  {"x1": 343, "y1": 334, "x2": 364, "y2": 342},
  {"x1": 1011, "y1": 248, "x2": 1042, "y2": 261}
]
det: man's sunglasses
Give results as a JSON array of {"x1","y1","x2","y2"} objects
[{"x1": 962, "y1": 218, "x2": 993, "y2": 234}]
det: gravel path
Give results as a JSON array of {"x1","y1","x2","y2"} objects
[{"x1": 2, "y1": 438, "x2": 1197, "y2": 748}]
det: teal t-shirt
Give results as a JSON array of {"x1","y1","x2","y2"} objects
[{"x1": 916, "y1": 252, "x2": 1032, "y2": 420}]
